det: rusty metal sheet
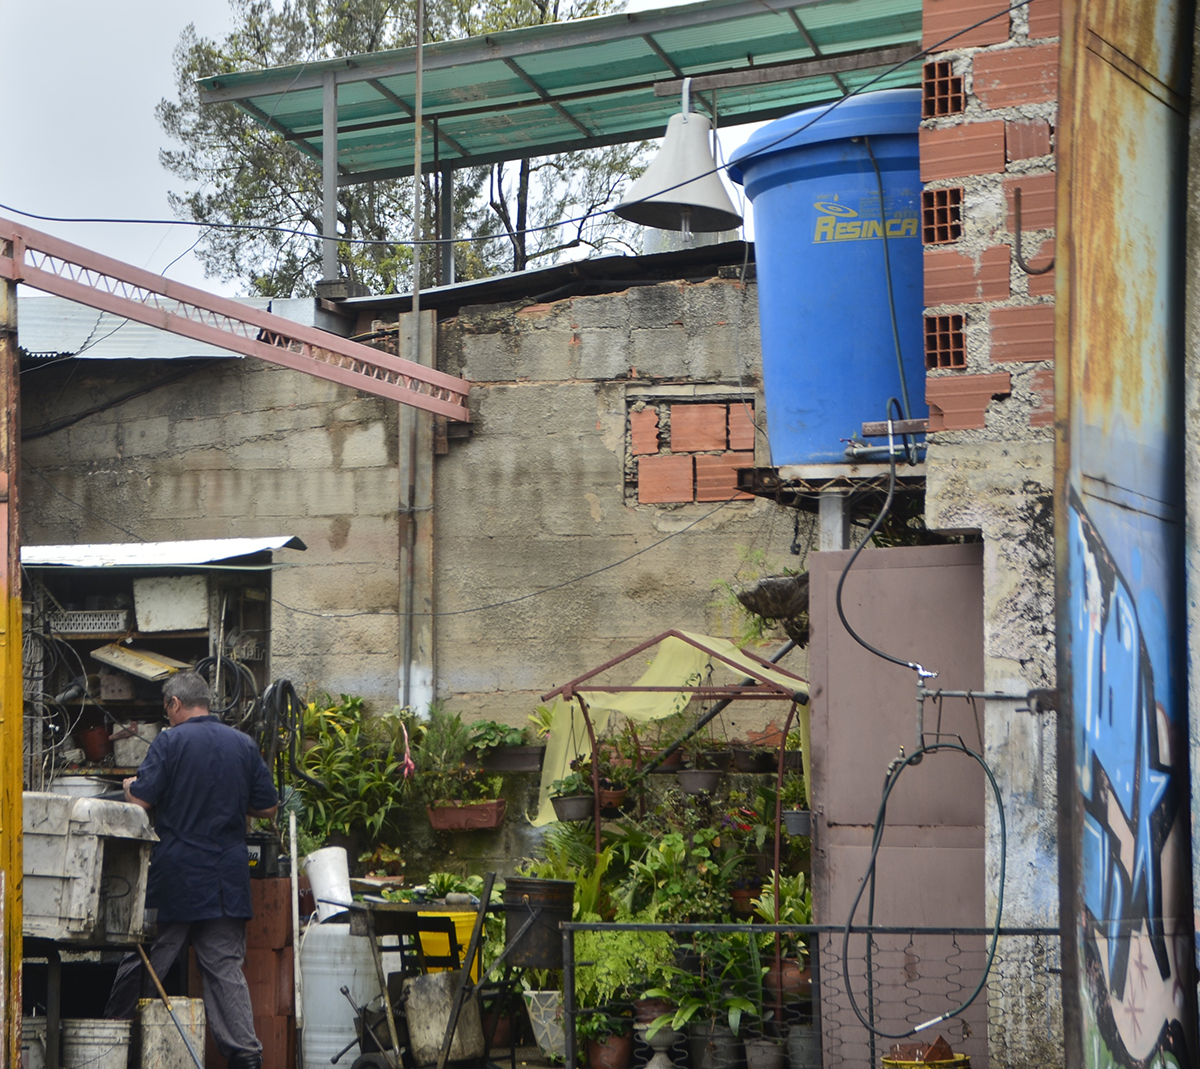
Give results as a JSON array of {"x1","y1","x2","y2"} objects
[{"x1": 1056, "y1": 0, "x2": 1196, "y2": 1065}]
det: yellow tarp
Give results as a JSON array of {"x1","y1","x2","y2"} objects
[{"x1": 532, "y1": 633, "x2": 809, "y2": 825}]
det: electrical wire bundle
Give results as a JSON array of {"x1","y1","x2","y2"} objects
[
  {"x1": 195, "y1": 654, "x2": 261, "y2": 728},
  {"x1": 257, "y1": 679, "x2": 325, "y2": 798}
]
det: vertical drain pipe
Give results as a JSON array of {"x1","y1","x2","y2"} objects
[{"x1": 402, "y1": 0, "x2": 426, "y2": 710}]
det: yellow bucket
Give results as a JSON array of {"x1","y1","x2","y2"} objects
[
  {"x1": 418, "y1": 911, "x2": 480, "y2": 980},
  {"x1": 882, "y1": 1058, "x2": 970, "y2": 1068}
]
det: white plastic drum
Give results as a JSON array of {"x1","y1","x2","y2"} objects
[
  {"x1": 298, "y1": 921, "x2": 380, "y2": 1069},
  {"x1": 61, "y1": 1019, "x2": 131, "y2": 1069}
]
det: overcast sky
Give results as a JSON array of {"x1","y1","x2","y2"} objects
[{"x1": 1, "y1": 0, "x2": 755, "y2": 302}]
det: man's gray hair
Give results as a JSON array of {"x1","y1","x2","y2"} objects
[{"x1": 163, "y1": 670, "x2": 211, "y2": 710}]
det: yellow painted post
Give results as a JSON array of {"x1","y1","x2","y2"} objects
[{"x1": 0, "y1": 249, "x2": 23, "y2": 1069}]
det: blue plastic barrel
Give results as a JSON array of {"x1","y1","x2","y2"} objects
[{"x1": 728, "y1": 89, "x2": 926, "y2": 467}]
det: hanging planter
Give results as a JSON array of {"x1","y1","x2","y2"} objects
[
  {"x1": 676, "y1": 768, "x2": 722, "y2": 795},
  {"x1": 598, "y1": 784, "x2": 628, "y2": 813},
  {"x1": 551, "y1": 794, "x2": 595, "y2": 822},
  {"x1": 783, "y1": 810, "x2": 811, "y2": 836},
  {"x1": 732, "y1": 748, "x2": 776, "y2": 774},
  {"x1": 426, "y1": 798, "x2": 507, "y2": 831}
]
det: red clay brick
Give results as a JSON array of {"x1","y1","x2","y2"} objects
[
  {"x1": 924, "y1": 0, "x2": 1011, "y2": 50},
  {"x1": 695, "y1": 453, "x2": 754, "y2": 502},
  {"x1": 638, "y1": 454, "x2": 693, "y2": 504},
  {"x1": 990, "y1": 305, "x2": 1056, "y2": 362},
  {"x1": 728, "y1": 403, "x2": 756, "y2": 450},
  {"x1": 629, "y1": 408, "x2": 660, "y2": 455},
  {"x1": 277, "y1": 946, "x2": 295, "y2": 1016},
  {"x1": 920, "y1": 121, "x2": 1006, "y2": 182},
  {"x1": 925, "y1": 245, "x2": 1011, "y2": 305},
  {"x1": 926, "y1": 371, "x2": 1012, "y2": 430},
  {"x1": 1029, "y1": 367, "x2": 1055, "y2": 425},
  {"x1": 1004, "y1": 173, "x2": 1056, "y2": 231},
  {"x1": 1006, "y1": 119, "x2": 1052, "y2": 161},
  {"x1": 973, "y1": 44, "x2": 1059, "y2": 108},
  {"x1": 1027, "y1": 0, "x2": 1061, "y2": 39},
  {"x1": 670, "y1": 404, "x2": 727, "y2": 451},
  {"x1": 1028, "y1": 241, "x2": 1056, "y2": 296}
]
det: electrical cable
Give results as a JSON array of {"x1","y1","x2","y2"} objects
[
  {"x1": 841, "y1": 739, "x2": 1007, "y2": 1038},
  {"x1": 832, "y1": 407, "x2": 1007, "y2": 1040},
  {"x1": 260, "y1": 679, "x2": 325, "y2": 794},
  {"x1": 0, "y1": 1, "x2": 1032, "y2": 256}
]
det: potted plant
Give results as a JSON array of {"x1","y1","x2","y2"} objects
[
  {"x1": 577, "y1": 1011, "x2": 634, "y2": 1069},
  {"x1": 550, "y1": 764, "x2": 595, "y2": 822},
  {"x1": 417, "y1": 705, "x2": 507, "y2": 830},
  {"x1": 730, "y1": 871, "x2": 763, "y2": 918},
  {"x1": 780, "y1": 771, "x2": 810, "y2": 837},
  {"x1": 471, "y1": 718, "x2": 546, "y2": 772},
  {"x1": 522, "y1": 970, "x2": 567, "y2": 1061},
  {"x1": 753, "y1": 871, "x2": 813, "y2": 1003}
]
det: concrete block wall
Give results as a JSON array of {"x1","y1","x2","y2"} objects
[
  {"x1": 433, "y1": 277, "x2": 799, "y2": 725},
  {"x1": 21, "y1": 357, "x2": 406, "y2": 710},
  {"x1": 920, "y1": 0, "x2": 1063, "y2": 1061},
  {"x1": 21, "y1": 275, "x2": 795, "y2": 728}
]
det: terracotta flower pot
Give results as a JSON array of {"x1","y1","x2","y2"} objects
[
  {"x1": 598, "y1": 786, "x2": 628, "y2": 813},
  {"x1": 426, "y1": 798, "x2": 507, "y2": 831},
  {"x1": 588, "y1": 1030, "x2": 634, "y2": 1069},
  {"x1": 731, "y1": 886, "x2": 760, "y2": 917},
  {"x1": 765, "y1": 959, "x2": 811, "y2": 1003},
  {"x1": 632, "y1": 997, "x2": 674, "y2": 1025}
]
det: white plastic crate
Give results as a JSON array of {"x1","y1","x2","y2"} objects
[
  {"x1": 23, "y1": 792, "x2": 158, "y2": 944},
  {"x1": 47, "y1": 610, "x2": 130, "y2": 634}
]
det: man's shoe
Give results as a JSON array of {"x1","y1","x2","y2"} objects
[{"x1": 227, "y1": 1051, "x2": 263, "y2": 1069}]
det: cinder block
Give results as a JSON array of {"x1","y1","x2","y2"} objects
[
  {"x1": 919, "y1": 121, "x2": 1006, "y2": 183},
  {"x1": 1029, "y1": 367, "x2": 1055, "y2": 426},
  {"x1": 629, "y1": 408, "x2": 660, "y2": 455},
  {"x1": 638, "y1": 455, "x2": 693, "y2": 504},
  {"x1": 923, "y1": 0, "x2": 1011, "y2": 49},
  {"x1": 1027, "y1": 0, "x2": 1060, "y2": 39},
  {"x1": 1006, "y1": 119, "x2": 1052, "y2": 161},
  {"x1": 728, "y1": 403, "x2": 756, "y2": 450},
  {"x1": 973, "y1": 44, "x2": 1059, "y2": 109},
  {"x1": 925, "y1": 246, "x2": 1011, "y2": 305},
  {"x1": 1004, "y1": 172, "x2": 1056, "y2": 231},
  {"x1": 695, "y1": 453, "x2": 754, "y2": 502},
  {"x1": 990, "y1": 305, "x2": 1056, "y2": 362},
  {"x1": 246, "y1": 878, "x2": 292, "y2": 949},
  {"x1": 926, "y1": 371, "x2": 1012, "y2": 430},
  {"x1": 670, "y1": 404, "x2": 727, "y2": 451}
]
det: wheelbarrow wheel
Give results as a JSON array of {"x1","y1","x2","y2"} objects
[{"x1": 350, "y1": 1055, "x2": 393, "y2": 1069}]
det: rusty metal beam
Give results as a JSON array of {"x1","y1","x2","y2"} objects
[
  {"x1": 0, "y1": 243, "x2": 22, "y2": 1069},
  {"x1": 0, "y1": 219, "x2": 471, "y2": 421}
]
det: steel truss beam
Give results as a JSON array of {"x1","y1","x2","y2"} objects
[{"x1": 0, "y1": 219, "x2": 471, "y2": 421}]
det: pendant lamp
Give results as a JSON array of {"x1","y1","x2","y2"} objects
[{"x1": 614, "y1": 78, "x2": 742, "y2": 237}]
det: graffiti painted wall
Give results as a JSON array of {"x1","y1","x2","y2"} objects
[{"x1": 1058, "y1": 0, "x2": 1196, "y2": 1065}]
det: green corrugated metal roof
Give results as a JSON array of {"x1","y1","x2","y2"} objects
[{"x1": 198, "y1": 0, "x2": 921, "y2": 185}]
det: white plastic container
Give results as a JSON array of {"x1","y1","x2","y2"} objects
[
  {"x1": 47, "y1": 776, "x2": 109, "y2": 798},
  {"x1": 112, "y1": 722, "x2": 160, "y2": 768},
  {"x1": 298, "y1": 922, "x2": 378, "y2": 1069},
  {"x1": 62, "y1": 1019, "x2": 131, "y2": 1069},
  {"x1": 23, "y1": 791, "x2": 158, "y2": 944},
  {"x1": 303, "y1": 846, "x2": 352, "y2": 922},
  {"x1": 22, "y1": 1016, "x2": 46, "y2": 1069},
  {"x1": 137, "y1": 997, "x2": 205, "y2": 1069}
]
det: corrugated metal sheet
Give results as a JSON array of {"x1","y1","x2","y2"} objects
[
  {"x1": 17, "y1": 295, "x2": 349, "y2": 361},
  {"x1": 1056, "y1": 0, "x2": 1195, "y2": 1063},
  {"x1": 22, "y1": 536, "x2": 307, "y2": 568},
  {"x1": 197, "y1": 0, "x2": 921, "y2": 182}
]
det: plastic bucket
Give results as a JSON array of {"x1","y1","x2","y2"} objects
[
  {"x1": 61, "y1": 1019, "x2": 131, "y2": 1069},
  {"x1": 22, "y1": 1016, "x2": 47, "y2": 1069},
  {"x1": 48, "y1": 776, "x2": 109, "y2": 798},
  {"x1": 136, "y1": 998, "x2": 205, "y2": 1069},
  {"x1": 419, "y1": 911, "x2": 480, "y2": 980},
  {"x1": 304, "y1": 846, "x2": 352, "y2": 922},
  {"x1": 405, "y1": 971, "x2": 485, "y2": 1064},
  {"x1": 298, "y1": 921, "x2": 380, "y2": 1069},
  {"x1": 728, "y1": 89, "x2": 926, "y2": 467},
  {"x1": 503, "y1": 877, "x2": 574, "y2": 969}
]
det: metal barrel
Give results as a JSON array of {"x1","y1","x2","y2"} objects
[{"x1": 502, "y1": 878, "x2": 575, "y2": 969}]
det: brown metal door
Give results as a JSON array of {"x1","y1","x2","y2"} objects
[{"x1": 809, "y1": 542, "x2": 986, "y2": 1066}]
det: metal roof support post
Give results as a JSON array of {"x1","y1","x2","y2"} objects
[
  {"x1": 322, "y1": 71, "x2": 339, "y2": 281},
  {"x1": 0, "y1": 250, "x2": 22, "y2": 1068},
  {"x1": 440, "y1": 167, "x2": 455, "y2": 287}
]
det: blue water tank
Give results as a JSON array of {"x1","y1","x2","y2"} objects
[{"x1": 728, "y1": 89, "x2": 926, "y2": 467}]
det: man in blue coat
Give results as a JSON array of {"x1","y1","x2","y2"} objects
[{"x1": 106, "y1": 670, "x2": 279, "y2": 1069}]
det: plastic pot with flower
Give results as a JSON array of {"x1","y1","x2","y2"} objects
[{"x1": 549, "y1": 765, "x2": 594, "y2": 822}]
